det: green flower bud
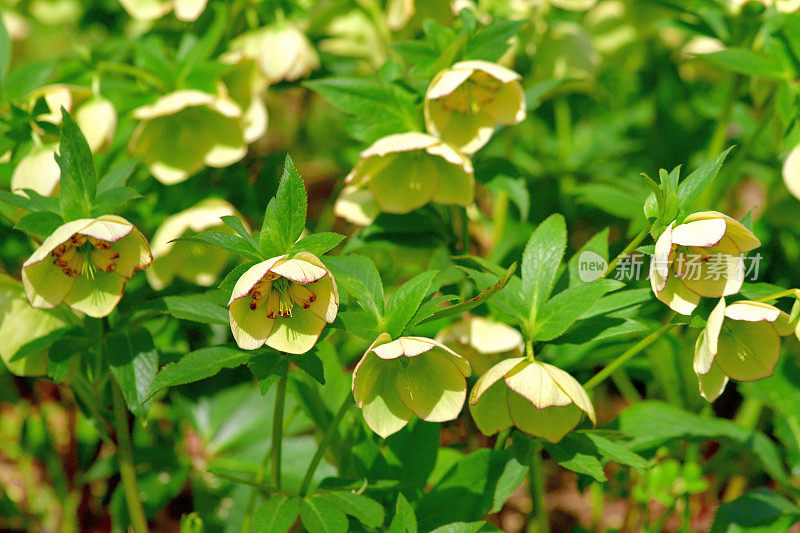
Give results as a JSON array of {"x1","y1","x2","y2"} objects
[
  {"x1": 228, "y1": 253, "x2": 339, "y2": 354},
  {"x1": 352, "y1": 334, "x2": 472, "y2": 438},
  {"x1": 346, "y1": 132, "x2": 474, "y2": 214},
  {"x1": 147, "y1": 199, "x2": 246, "y2": 290},
  {"x1": 694, "y1": 298, "x2": 787, "y2": 402},
  {"x1": 469, "y1": 359, "x2": 595, "y2": 443},
  {"x1": 129, "y1": 90, "x2": 247, "y2": 185},
  {"x1": 650, "y1": 212, "x2": 761, "y2": 315},
  {"x1": 424, "y1": 60, "x2": 526, "y2": 154},
  {"x1": 22, "y1": 216, "x2": 152, "y2": 318}
]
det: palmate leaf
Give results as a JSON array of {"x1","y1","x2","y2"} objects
[
  {"x1": 260, "y1": 155, "x2": 307, "y2": 257},
  {"x1": 90, "y1": 186, "x2": 141, "y2": 217},
  {"x1": 530, "y1": 279, "x2": 623, "y2": 341},
  {"x1": 177, "y1": 230, "x2": 262, "y2": 261},
  {"x1": 676, "y1": 147, "x2": 734, "y2": 220},
  {"x1": 290, "y1": 232, "x2": 345, "y2": 256},
  {"x1": 323, "y1": 255, "x2": 384, "y2": 320},
  {"x1": 384, "y1": 270, "x2": 439, "y2": 338},
  {"x1": 521, "y1": 214, "x2": 567, "y2": 325}
]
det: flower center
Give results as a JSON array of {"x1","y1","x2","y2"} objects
[
  {"x1": 248, "y1": 275, "x2": 317, "y2": 319},
  {"x1": 51, "y1": 234, "x2": 119, "y2": 278}
]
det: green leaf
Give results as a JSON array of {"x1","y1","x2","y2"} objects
[
  {"x1": 581, "y1": 432, "x2": 649, "y2": 473},
  {"x1": 219, "y1": 262, "x2": 259, "y2": 292},
  {"x1": 522, "y1": 214, "x2": 567, "y2": 325},
  {"x1": 464, "y1": 19, "x2": 524, "y2": 61},
  {"x1": 710, "y1": 488, "x2": 800, "y2": 533},
  {"x1": 290, "y1": 232, "x2": 345, "y2": 256},
  {"x1": 299, "y1": 496, "x2": 349, "y2": 533},
  {"x1": 253, "y1": 495, "x2": 300, "y2": 533},
  {"x1": 389, "y1": 493, "x2": 418, "y2": 533},
  {"x1": 147, "y1": 345, "x2": 257, "y2": 399},
  {"x1": 700, "y1": 48, "x2": 788, "y2": 80},
  {"x1": 676, "y1": 147, "x2": 734, "y2": 219},
  {"x1": 107, "y1": 329, "x2": 158, "y2": 417},
  {"x1": 0, "y1": 15, "x2": 10, "y2": 82},
  {"x1": 163, "y1": 292, "x2": 229, "y2": 325},
  {"x1": 429, "y1": 523, "x2": 485, "y2": 533},
  {"x1": 178, "y1": 230, "x2": 262, "y2": 261},
  {"x1": 567, "y1": 228, "x2": 608, "y2": 286},
  {"x1": 260, "y1": 155, "x2": 307, "y2": 257},
  {"x1": 97, "y1": 160, "x2": 138, "y2": 194},
  {"x1": 323, "y1": 255, "x2": 384, "y2": 320},
  {"x1": 543, "y1": 435, "x2": 607, "y2": 482},
  {"x1": 531, "y1": 279, "x2": 623, "y2": 341},
  {"x1": 487, "y1": 176, "x2": 530, "y2": 221},
  {"x1": 0, "y1": 190, "x2": 48, "y2": 212},
  {"x1": 220, "y1": 215, "x2": 257, "y2": 248},
  {"x1": 90, "y1": 186, "x2": 141, "y2": 217},
  {"x1": 320, "y1": 491, "x2": 385, "y2": 528},
  {"x1": 247, "y1": 351, "x2": 288, "y2": 396},
  {"x1": 56, "y1": 109, "x2": 97, "y2": 220},
  {"x1": 14, "y1": 210, "x2": 64, "y2": 240},
  {"x1": 417, "y1": 262, "x2": 516, "y2": 326},
  {"x1": 8, "y1": 326, "x2": 80, "y2": 363},
  {"x1": 384, "y1": 271, "x2": 439, "y2": 338},
  {"x1": 292, "y1": 351, "x2": 325, "y2": 385},
  {"x1": 460, "y1": 266, "x2": 525, "y2": 328}
]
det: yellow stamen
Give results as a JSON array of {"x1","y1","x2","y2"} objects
[{"x1": 289, "y1": 283, "x2": 317, "y2": 309}]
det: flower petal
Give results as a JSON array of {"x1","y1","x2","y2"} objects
[
  {"x1": 228, "y1": 257, "x2": 286, "y2": 304},
  {"x1": 715, "y1": 321, "x2": 780, "y2": 381},
  {"x1": 23, "y1": 219, "x2": 95, "y2": 267},
  {"x1": 353, "y1": 352, "x2": 412, "y2": 438},
  {"x1": 271, "y1": 257, "x2": 327, "y2": 284},
  {"x1": 79, "y1": 216, "x2": 133, "y2": 242},
  {"x1": 469, "y1": 357, "x2": 526, "y2": 405},
  {"x1": 671, "y1": 218, "x2": 727, "y2": 247},
  {"x1": 504, "y1": 360, "x2": 572, "y2": 409},
  {"x1": 507, "y1": 391, "x2": 583, "y2": 443},
  {"x1": 11, "y1": 145, "x2": 61, "y2": 196},
  {"x1": 360, "y1": 132, "x2": 438, "y2": 159},
  {"x1": 454, "y1": 60, "x2": 522, "y2": 84},
  {"x1": 651, "y1": 223, "x2": 674, "y2": 291},
  {"x1": 698, "y1": 362, "x2": 729, "y2": 402},
  {"x1": 64, "y1": 271, "x2": 126, "y2": 318},
  {"x1": 426, "y1": 67, "x2": 475, "y2": 100},
  {"x1": 724, "y1": 301, "x2": 781, "y2": 322},
  {"x1": 21, "y1": 259, "x2": 75, "y2": 309},
  {"x1": 229, "y1": 297, "x2": 273, "y2": 350},
  {"x1": 396, "y1": 350, "x2": 467, "y2": 422},
  {"x1": 782, "y1": 145, "x2": 800, "y2": 201},
  {"x1": 469, "y1": 379, "x2": 513, "y2": 436},
  {"x1": 541, "y1": 363, "x2": 596, "y2": 424},
  {"x1": 265, "y1": 305, "x2": 326, "y2": 354},
  {"x1": 694, "y1": 298, "x2": 725, "y2": 375},
  {"x1": 652, "y1": 274, "x2": 701, "y2": 315},
  {"x1": 683, "y1": 211, "x2": 760, "y2": 252}
]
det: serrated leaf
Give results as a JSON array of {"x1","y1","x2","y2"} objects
[
  {"x1": 581, "y1": 432, "x2": 649, "y2": 473},
  {"x1": 178, "y1": 230, "x2": 262, "y2": 261},
  {"x1": 219, "y1": 262, "x2": 258, "y2": 293},
  {"x1": 253, "y1": 495, "x2": 300, "y2": 533},
  {"x1": 220, "y1": 215, "x2": 257, "y2": 248},
  {"x1": 543, "y1": 435, "x2": 607, "y2": 482},
  {"x1": 0, "y1": 190, "x2": 45, "y2": 212},
  {"x1": 389, "y1": 493, "x2": 417, "y2": 533},
  {"x1": 531, "y1": 279, "x2": 623, "y2": 341},
  {"x1": 97, "y1": 160, "x2": 137, "y2": 193},
  {"x1": 290, "y1": 232, "x2": 345, "y2": 256},
  {"x1": 107, "y1": 329, "x2": 158, "y2": 417},
  {"x1": 464, "y1": 19, "x2": 524, "y2": 61},
  {"x1": 322, "y1": 255, "x2": 384, "y2": 319},
  {"x1": 14, "y1": 210, "x2": 64, "y2": 240},
  {"x1": 90, "y1": 186, "x2": 140, "y2": 217},
  {"x1": 676, "y1": 147, "x2": 734, "y2": 219},
  {"x1": 299, "y1": 496, "x2": 348, "y2": 533},
  {"x1": 57, "y1": 109, "x2": 96, "y2": 219},
  {"x1": 260, "y1": 155, "x2": 307, "y2": 257},
  {"x1": 248, "y1": 351, "x2": 288, "y2": 396},
  {"x1": 163, "y1": 292, "x2": 229, "y2": 325},
  {"x1": 384, "y1": 271, "x2": 439, "y2": 338},
  {"x1": 522, "y1": 214, "x2": 567, "y2": 324},
  {"x1": 320, "y1": 491, "x2": 385, "y2": 528},
  {"x1": 418, "y1": 262, "x2": 516, "y2": 326},
  {"x1": 147, "y1": 345, "x2": 257, "y2": 399}
]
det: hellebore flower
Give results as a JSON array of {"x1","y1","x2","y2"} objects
[
  {"x1": 230, "y1": 24, "x2": 319, "y2": 83},
  {"x1": 345, "y1": 132, "x2": 474, "y2": 214},
  {"x1": 147, "y1": 199, "x2": 245, "y2": 290},
  {"x1": 650, "y1": 212, "x2": 761, "y2": 315},
  {"x1": 352, "y1": 334, "x2": 471, "y2": 438},
  {"x1": 436, "y1": 315, "x2": 523, "y2": 376},
  {"x1": 118, "y1": 0, "x2": 208, "y2": 21},
  {"x1": 11, "y1": 144, "x2": 60, "y2": 196},
  {"x1": 533, "y1": 22, "x2": 600, "y2": 85},
  {"x1": 228, "y1": 253, "x2": 338, "y2": 354},
  {"x1": 782, "y1": 144, "x2": 800, "y2": 201},
  {"x1": 129, "y1": 90, "x2": 247, "y2": 185},
  {"x1": 469, "y1": 358, "x2": 596, "y2": 443},
  {"x1": 22, "y1": 216, "x2": 152, "y2": 318},
  {"x1": 694, "y1": 298, "x2": 788, "y2": 402},
  {"x1": 0, "y1": 274, "x2": 76, "y2": 376},
  {"x1": 221, "y1": 53, "x2": 269, "y2": 144},
  {"x1": 425, "y1": 60, "x2": 526, "y2": 154},
  {"x1": 332, "y1": 185, "x2": 381, "y2": 227}
]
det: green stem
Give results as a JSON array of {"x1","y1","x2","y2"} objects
[
  {"x1": 111, "y1": 381, "x2": 149, "y2": 533},
  {"x1": 754, "y1": 289, "x2": 800, "y2": 303},
  {"x1": 494, "y1": 428, "x2": 511, "y2": 451},
  {"x1": 528, "y1": 440, "x2": 548, "y2": 533},
  {"x1": 603, "y1": 221, "x2": 653, "y2": 278},
  {"x1": 97, "y1": 61, "x2": 168, "y2": 92},
  {"x1": 584, "y1": 320, "x2": 676, "y2": 391},
  {"x1": 299, "y1": 395, "x2": 353, "y2": 496},
  {"x1": 271, "y1": 376, "x2": 288, "y2": 492}
]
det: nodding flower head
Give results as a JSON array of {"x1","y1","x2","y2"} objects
[{"x1": 227, "y1": 252, "x2": 338, "y2": 354}]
